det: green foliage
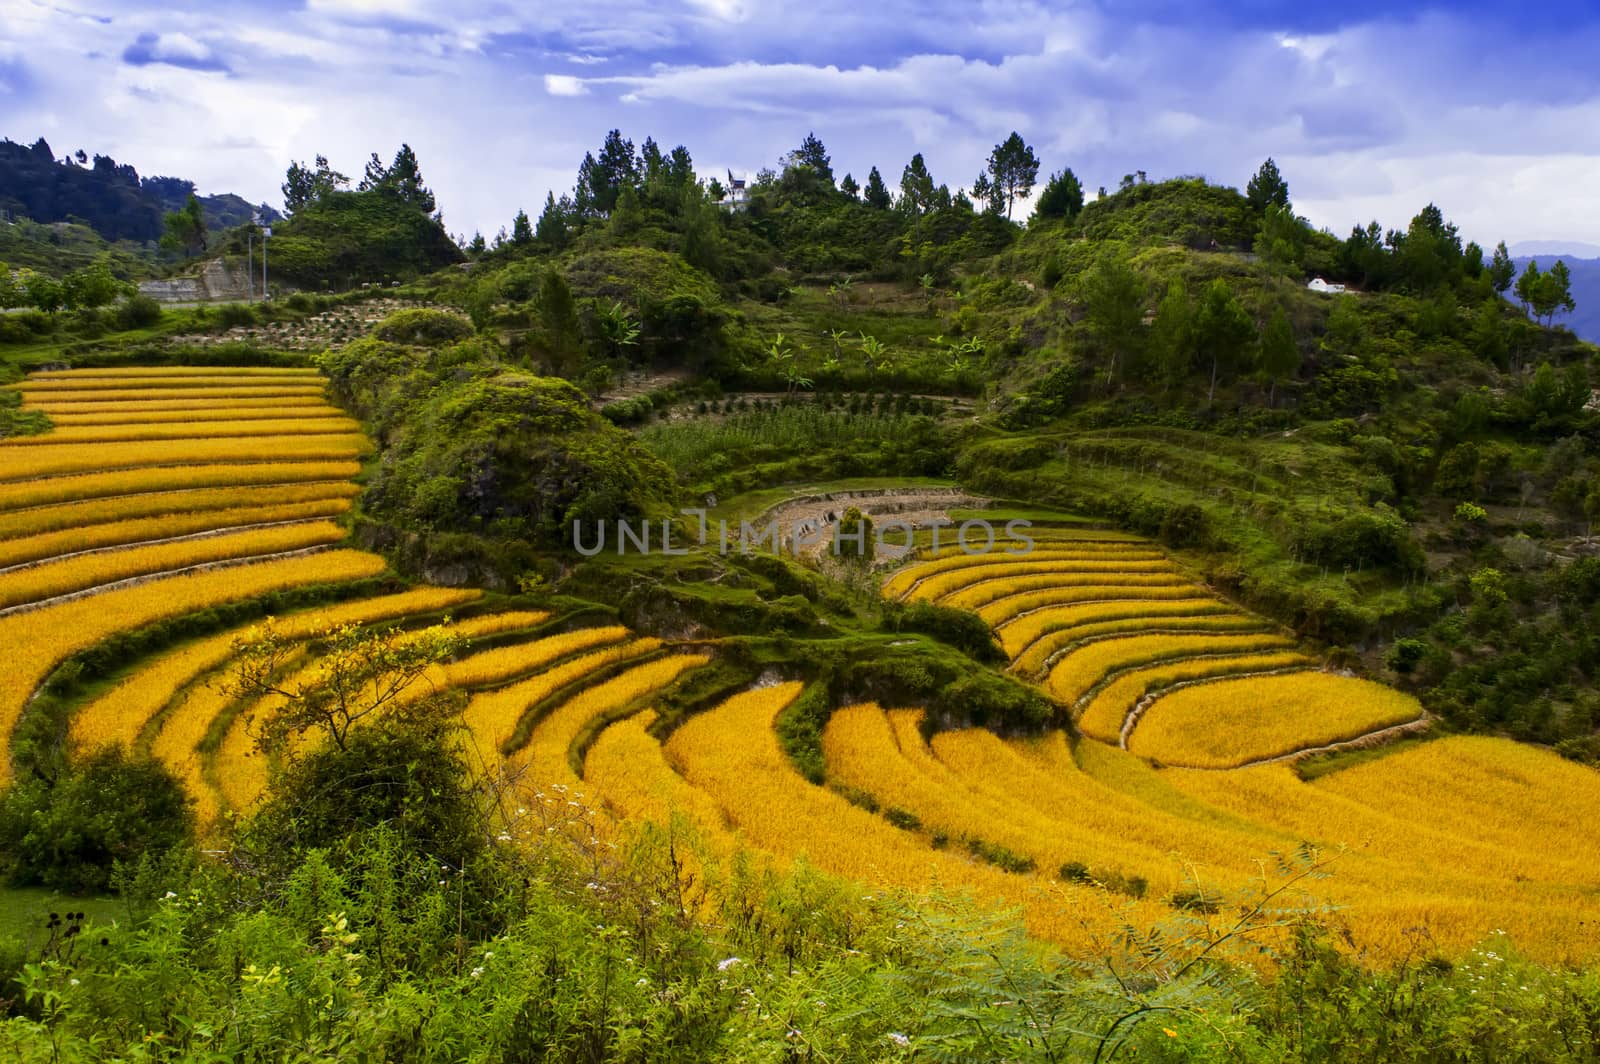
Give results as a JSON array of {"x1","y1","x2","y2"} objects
[
  {"x1": 265, "y1": 189, "x2": 463, "y2": 289},
  {"x1": 321, "y1": 343, "x2": 676, "y2": 553},
  {"x1": 1192, "y1": 279, "x2": 1256, "y2": 400},
  {"x1": 158, "y1": 193, "x2": 206, "y2": 258},
  {"x1": 0, "y1": 748, "x2": 192, "y2": 892},
  {"x1": 372, "y1": 307, "x2": 473, "y2": 346},
  {"x1": 878, "y1": 600, "x2": 1004, "y2": 662},
  {"x1": 1035, "y1": 168, "x2": 1085, "y2": 221},
  {"x1": 1077, "y1": 178, "x2": 1258, "y2": 249},
  {"x1": 1245, "y1": 157, "x2": 1290, "y2": 213}
]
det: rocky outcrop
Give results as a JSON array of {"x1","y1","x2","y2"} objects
[{"x1": 138, "y1": 257, "x2": 264, "y2": 303}]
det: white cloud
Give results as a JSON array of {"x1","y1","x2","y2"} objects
[{"x1": 544, "y1": 74, "x2": 589, "y2": 96}]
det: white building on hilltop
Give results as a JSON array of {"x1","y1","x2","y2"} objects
[{"x1": 1307, "y1": 277, "x2": 1348, "y2": 294}]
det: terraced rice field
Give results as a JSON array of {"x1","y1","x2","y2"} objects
[
  {"x1": 4, "y1": 369, "x2": 1598, "y2": 967},
  {"x1": 0, "y1": 369, "x2": 712, "y2": 825}
]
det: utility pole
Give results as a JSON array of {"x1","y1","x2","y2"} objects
[
  {"x1": 261, "y1": 224, "x2": 271, "y2": 300},
  {"x1": 246, "y1": 218, "x2": 255, "y2": 300}
]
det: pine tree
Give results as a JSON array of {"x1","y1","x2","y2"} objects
[
  {"x1": 385, "y1": 144, "x2": 434, "y2": 212},
  {"x1": 1514, "y1": 260, "x2": 1542, "y2": 317},
  {"x1": 1258, "y1": 307, "x2": 1300, "y2": 405},
  {"x1": 792, "y1": 132, "x2": 834, "y2": 185},
  {"x1": 1149, "y1": 278, "x2": 1193, "y2": 388},
  {"x1": 358, "y1": 152, "x2": 388, "y2": 192},
  {"x1": 840, "y1": 173, "x2": 859, "y2": 199},
  {"x1": 511, "y1": 209, "x2": 533, "y2": 246},
  {"x1": 1488, "y1": 241, "x2": 1516, "y2": 294},
  {"x1": 900, "y1": 154, "x2": 935, "y2": 235},
  {"x1": 986, "y1": 132, "x2": 1039, "y2": 220},
  {"x1": 1194, "y1": 280, "x2": 1258, "y2": 401},
  {"x1": 1035, "y1": 168, "x2": 1085, "y2": 221},
  {"x1": 863, "y1": 166, "x2": 892, "y2": 210},
  {"x1": 1245, "y1": 157, "x2": 1290, "y2": 213},
  {"x1": 535, "y1": 193, "x2": 574, "y2": 248}
]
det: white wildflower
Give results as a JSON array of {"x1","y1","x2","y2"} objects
[{"x1": 717, "y1": 957, "x2": 740, "y2": 972}]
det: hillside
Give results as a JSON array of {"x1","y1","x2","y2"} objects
[
  {"x1": 0, "y1": 137, "x2": 277, "y2": 244},
  {"x1": 0, "y1": 137, "x2": 1599, "y2": 1059}
]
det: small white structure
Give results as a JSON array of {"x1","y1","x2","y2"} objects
[
  {"x1": 722, "y1": 170, "x2": 748, "y2": 210},
  {"x1": 1307, "y1": 277, "x2": 1347, "y2": 294}
]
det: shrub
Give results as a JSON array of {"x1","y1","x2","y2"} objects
[
  {"x1": 0, "y1": 748, "x2": 193, "y2": 892},
  {"x1": 216, "y1": 302, "x2": 258, "y2": 328},
  {"x1": 374, "y1": 307, "x2": 474, "y2": 346}
]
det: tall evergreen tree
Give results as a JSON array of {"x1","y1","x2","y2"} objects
[
  {"x1": 358, "y1": 152, "x2": 389, "y2": 192},
  {"x1": 792, "y1": 132, "x2": 834, "y2": 186},
  {"x1": 1035, "y1": 168, "x2": 1085, "y2": 221},
  {"x1": 899, "y1": 154, "x2": 935, "y2": 234},
  {"x1": 1080, "y1": 252, "x2": 1146, "y2": 387},
  {"x1": 986, "y1": 132, "x2": 1039, "y2": 220},
  {"x1": 536, "y1": 193, "x2": 575, "y2": 248},
  {"x1": 1149, "y1": 278, "x2": 1193, "y2": 388},
  {"x1": 1514, "y1": 259, "x2": 1543, "y2": 317},
  {"x1": 511, "y1": 209, "x2": 533, "y2": 246},
  {"x1": 385, "y1": 144, "x2": 435, "y2": 212},
  {"x1": 1258, "y1": 307, "x2": 1300, "y2": 405},
  {"x1": 1246, "y1": 157, "x2": 1290, "y2": 213},
  {"x1": 1194, "y1": 280, "x2": 1258, "y2": 401},
  {"x1": 839, "y1": 172, "x2": 859, "y2": 199},
  {"x1": 1488, "y1": 240, "x2": 1516, "y2": 294},
  {"x1": 863, "y1": 166, "x2": 892, "y2": 210}
]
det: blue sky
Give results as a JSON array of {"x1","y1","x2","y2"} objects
[{"x1": 4, "y1": 0, "x2": 1600, "y2": 248}]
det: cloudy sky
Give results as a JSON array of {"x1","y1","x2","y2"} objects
[{"x1": 4, "y1": 0, "x2": 1600, "y2": 248}]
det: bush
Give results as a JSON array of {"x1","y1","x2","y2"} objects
[
  {"x1": 373, "y1": 307, "x2": 474, "y2": 346},
  {"x1": 216, "y1": 302, "x2": 258, "y2": 328},
  {"x1": 0, "y1": 748, "x2": 193, "y2": 892},
  {"x1": 113, "y1": 294, "x2": 163, "y2": 329}
]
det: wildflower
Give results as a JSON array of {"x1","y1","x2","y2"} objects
[
  {"x1": 470, "y1": 967, "x2": 484, "y2": 979},
  {"x1": 887, "y1": 1032, "x2": 910, "y2": 1047},
  {"x1": 717, "y1": 957, "x2": 740, "y2": 972}
]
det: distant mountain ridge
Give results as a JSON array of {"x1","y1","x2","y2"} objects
[{"x1": 0, "y1": 136, "x2": 279, "y2": 245}]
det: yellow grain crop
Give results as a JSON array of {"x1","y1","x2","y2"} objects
[
  {"x1": 0, "y1": 418, "x2": 363, "y2": 445},
  {"x1": 1046, "y1": 632, "x2": 1296, "y2": 705},
  {"x1": 999, "y1": 599, "x2": 1239, "y2": 658},
  {"x1": 28, "y1": 367, "x2": 319, "y2": 379},
  {"x1": 940, "y1": 573, "x2": 1193, "y2": 612},
  {"x1": 459, "y1": 635, "x2": 654, "y2": 760},
  {"x1": 0, "y1": 500, "x2": 353, "y2": 569},
  {"x1": 0, "y1": 481, "x2": 359, "y2": 540},
  {"x1": 1127, "y1": 672, "x2": 1423, "y2": 768},
  {"x1": 975, "y1": 585, "x2": 1211, "y2": 625},
  {"x1": 25, "y1": 396, "x2": 330, "y2": 415},
  {"x1": 0, "y1": 435, "x2": 371, "y2": 482},
  {"x1": 16, "y1": 387, "x2": 327, "y2": 403},
  {"x1": 517, "y1": 654, "x2": 708, "y2": 787},
  {"x1": 908, "y1": 558, "x2": 1180, "y2": 604},
  {"x1": 19, "y1": 375, "x2": 322, "y2": 392},
  {"x1": 665, "y1": 683, "x2": 1168, "y2": 953},
  {"x1": 0, "y1": 549, "x2": 387, "y2": 782},
  {"x1": 1075, "y1": 652, "x2": 1313, "y2": 743},
  {"x1": 0, "y1": 463, "x2": 363, "y2": 511},
  {"x1": 70, "y1": 587, "x2": 481, "y2": 754},
  {"x1": 45, "y1": 406, "x2": 349, "y2": 426},
  {"x1": 0, "y1": 520, "x2": 349, "y2": 611},
  {"x1": 882, "y1": 546, "x2": 1167, "y2": 599}
]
